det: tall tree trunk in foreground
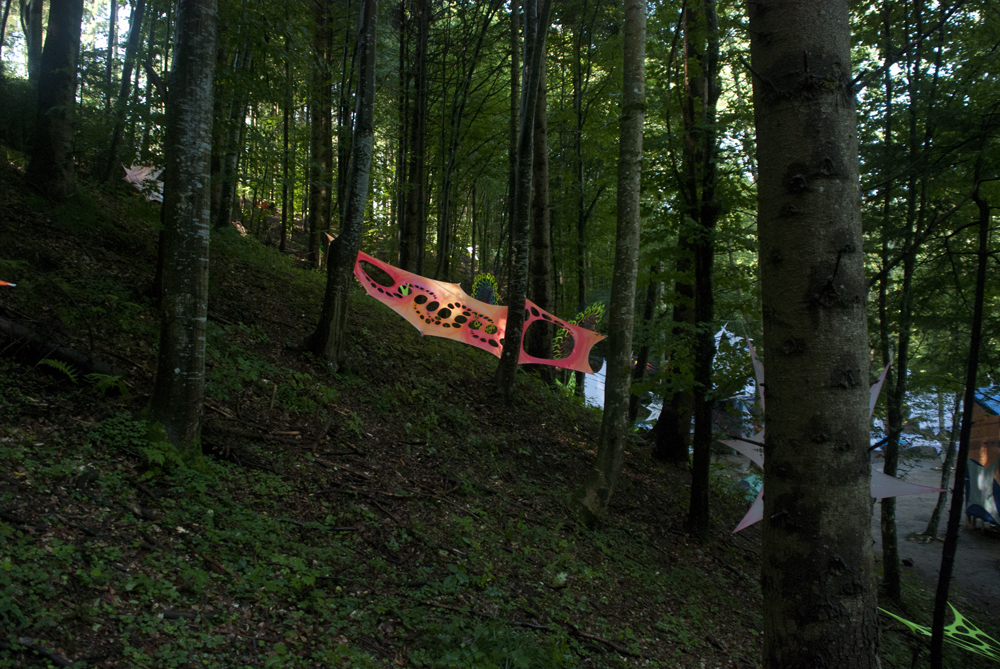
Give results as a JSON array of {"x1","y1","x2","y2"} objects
[
  {"x1": 308, "y1": 0, "x2": 378, "y2": 370},
  {"x1": 103, "y1": 0, "x2": 147, "y2": 183},
  {"x1": 930, "y1": 183, "x2": 990, "y2": 669},
  {"x1": 148, "y1": 0, "x2": 218, "y2": 452},
  {"x1": 398, "y1": 0, "x2": 428, "y2": 272},
  {"x1": 527, "y1": 46, "x2": 553, "y2": 380},
  {"x1": 494, "y1": 0, "x2": 552, "y2": 403},
  {"x1": 682, "y1": 0, "x2": 720, "y2": 539},
  {"x1": 749, "y1": 2, "x2": 880, "y2": 666},
  {"x1": 25, "y1": 0, "x2": 84, "y2": 201},
  {"x1": 571, "y1": 0, "x2": 645, "y2": 525},
  {"x1": 307, "y1": 0, "x2": 334, "y2": 268}
]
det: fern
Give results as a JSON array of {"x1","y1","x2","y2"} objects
[
  {"x1": 85, "y1": 373, "x2": 130, "y2": 397},
  {"x1": 38, "y1": 358, "x2": 79, "y2": 384}
]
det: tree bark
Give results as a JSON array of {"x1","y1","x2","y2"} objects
[
  {"x1": 682, "y1": 0, "x2": 720, "y2": 539},
  {"x1": 307, "y1": 0, "x2": 334, "y2": 268},
  {"x1": 924, "y1": 391, "x2": 961, "y2": 537},
  {"x1": 148, "y1": 0, "x2": 218, "y2": 453},
  {"x1": 527, "y1": 45, "x2": 553, "y2": 380},
  {"x1": 493, "y1": 0, "x2": 552, "y2": 403},
  {"x1": 102, "y1": 0, "x2": 147, "y2": 183},
  {"x1": 571, "y1": 0, "x2": 645, "y2": 525},
  {"x1": 308, "y1": 0, "x2": 378, "y2": 370},
  {"x1": 105, "y1": 0, "x2": 118, "y2": 107},
  {"x1": 215, "y1": 44, "x2": 252, "y2": 230},
  {"x1": 23, "y1": 0, "x2": 44, "y2": 90},
  {"x1": 0, "y1": 0, "x2": 15, "y2": 61},
  {"x1": 749, "y1": 2, "x2": 880, "y2": 666},
  {"x1": 398, "y1": 0, "x2": 428, "y2": 272},
  {"x1": 930, "y1": 183, "x2": 990, "y2": 669},
  {"x1": 25, "y1": 0, "x2": 84, "y2": 201}
]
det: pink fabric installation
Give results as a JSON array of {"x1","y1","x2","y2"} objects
[
  {"x1": 722, "y1": 355, "x2": 943, "y2": 533},
  {"x1": 354, "y1": 251, "x2": 605, "y2": 374}
]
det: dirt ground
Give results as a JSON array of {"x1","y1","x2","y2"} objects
[{"x1": 872, "y1": 456, "x2": 1000, "y2": 609}]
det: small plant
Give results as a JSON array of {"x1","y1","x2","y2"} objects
[{"x1": 38, "y1": 358, "x2": 78, "y2": 383}]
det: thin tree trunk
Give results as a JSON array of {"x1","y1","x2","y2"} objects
[
  {"x1": 281, "y1": 9, "x2": 291, "y2": 252},
  {"x1": 308, "y1": 0, "x2": 378, "y2": 369},
  {"x1": 571, "y1": 0, "x2": 644, "y2": 525},
  {"x1": 399, "y1": 0, "x2": 428, "y2": 272},
  {"x1": 307, "y1": 0, "x2": 334, "y2": 268},
  {"x1": 930, "y1": 182, "x2": 990, "y2": 669},
  {"x1": 683, "y1": 0, "x2": 720, "y2": 539},
  {"x1": 25, "y1": 0, "x2": 84, "y2": 201},
  {"x1": 148, "y1": 0, "x2": 218, "y2": 453},
  {"x1": 628, "y1": 264, "x2": 660, "y2": 424},
  {"x1": 493, "y1": 0, "x2": 552, "y2": 403},
  {"x1": 105, "y1": 0, "x2": 118, "y2": 108},
  {"x1": 749, "y1": 2, "x2": 880, "y2": 665},
  {"x1": 216, "y1": 45, "x2": 252, "y2": 230},
  {"x1": 924, "y1": 391, "x2": 962, "y2": 538},
  {"x1": 103, "y1": 0, "x2": 147, "y2": 183},
  {"x1": 0, "y1": 0, "x2": 15, "y2": 61},
  {"x1": 527, "y1": 45, "x2": 553, "y2": 380},
  {"x1": 23, "y1": 0, "x2": 44, "y2": 89}
]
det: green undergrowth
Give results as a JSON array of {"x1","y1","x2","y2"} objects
[{"x1": 0, "y1": 169, "x2": 764, "y2": 667}]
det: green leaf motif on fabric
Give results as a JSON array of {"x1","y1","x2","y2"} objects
[{"x1": 880, "y1": 604, "x2": 1000, "y2": 661}]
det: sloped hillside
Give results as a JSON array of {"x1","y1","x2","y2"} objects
[{"x1": 1, "y1": 162, "x2": 767, "y2": 667}]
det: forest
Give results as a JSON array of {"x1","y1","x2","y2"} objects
[{"x1": 0, "y1": 0, "x2": 999, "y2": 667}]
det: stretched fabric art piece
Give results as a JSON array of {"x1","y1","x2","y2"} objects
[
  {"x1": 881, "y1": 604, "x2": 1000, "y2": 662},
  {"x1": 722, "y1": 347, "x2": 943, "y2": 533},
  {"x1": 0, "y1": 281, "x2": 15, "y2": 287},
  {"x1": 123, "y1": 165, "x2": 163, "y2": 202},
  {"x1": 553, "y1": 303, "x2": 604, "y2": 361},
  {"x1": 354, "y1": 251, "x2": 605, "y2": 374}
]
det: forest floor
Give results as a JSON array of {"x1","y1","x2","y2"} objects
[{"x1": 0, "y1": 161, "x2": 995, "y2": 668}]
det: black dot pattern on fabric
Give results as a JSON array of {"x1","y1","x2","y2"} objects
[
  {"x1": 438, "y1": 308, "x2": 452, "y2": 319},
  {"x1": 414, "y1": 294, "x2": 428, "y2": 305},
  {"x1": 427, "y1": 301, "x2": 439, "y2": 312}
]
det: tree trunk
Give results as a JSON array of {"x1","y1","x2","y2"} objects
[
  {"x1": 25, "y1": 0, "x2": 84, "y2": 201},
  {"x1": 105, "y1": 0, "x2": 118, "y2": 107},
  {"x1": 682, "y1": 0, "x2": 720, "y2": 539},
  {"x1": 0, "y1": 0, "x2": 15, "y2": 61},
  {"x1": 527, "y1": 45, "x2": 553, "y2": 380},
  {"x1": 23, "y1": 0, "x2": 44, "y2": 90},
  {"x1": 749, "y1": 2, "x2": 880, "y2": 666},
  {"x1": 307, "y1": 0, "x2": 334, "y2": 268},
  {"x1": 103, "y1": 0, "x2": 147, "y2": 183},
  {"x1": 924, "y1": 391, "x2": 962, "y2": 537},
  {"x1": 493, "y1": 0, "x2": 552, "y2": 403},
  {"x1": 308, "y1": 0, "x2": 378, "y2": 370},
  {"x1": 930, "y1": 183, "x2": 990, "y2": 669},
  {"x1": 628, "y1": 264, "x2": 660, "y2": 424},
  {"x1": 570, "y1": 0, "x2": 644, "y2": 525},
  {"x1": 399, "y1": 0, "x2": 428, "y2": 272},
  {"x1": 281, "y1": 7, "x2": 291, "y2": 253},
  {"x1": 148, "y1": 0, "x2": 218, "y2": 453},
  {"x1": 215, "y1": 45, "x2": 252, "y2": 230}
]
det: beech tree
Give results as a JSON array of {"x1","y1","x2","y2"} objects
[
  {"x1": 571, "y1": 0, "x2": 645, "y2": 524},
  {"x1": 749, "y1": 2, "x2": 879, "y2": 666},
  {"x1": 25, "y1": 0, "x2": 84, "y2": 201},
  {"x1": 494, "y1": 0, "x2": 552, "y2": 402},
  {"x1": 308, "y1": 0, "x2": 378, "y2": 370},
  {"x1": 148, "y1": 0, "x2": 218, "y2": 452}
]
